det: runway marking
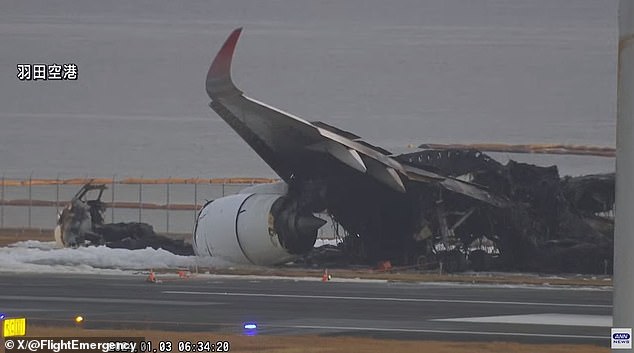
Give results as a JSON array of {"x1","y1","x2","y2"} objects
[
  {"x1": 3, "y1": 308, "x2": 67, "y2": 312},
  {"x1": 164, "y1": 291, "x2": 611, "y2": 308},
  {"x1": 434, "y1": 313, "x2": 612, "y2": 327},
  {"x1": 0, "y1": 295, "x2": 223, "y2": 306},
  {"x1": 278, "y1": 324, "x2": 606, "y2": 340}
]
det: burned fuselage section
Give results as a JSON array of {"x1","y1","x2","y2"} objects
[
  {"x1": 55, "y1": 183, "x2": 193, "y2": 255},
  {"x1": 320, "y1": 149, "x2": 614, "y2": 273},
  {"x1": 55, "y1": 183, "x2": 107, "y2": 247}
]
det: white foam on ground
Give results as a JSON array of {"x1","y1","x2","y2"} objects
[
  {"x1": 8, "y1": 240, "x2": 60, "y2": 250},
  {"x1": 0, "y1": 240, "x2": 232, "y2": 274},
  {"x1": 434, "y1": 313, "x2": 612, "y2": 327},
  {"x1": 0, "y1": 237, "x2": 337, "y2": 275},
  {"x1": 314, "y1": 238, "x2": 340, "y2": 247}
]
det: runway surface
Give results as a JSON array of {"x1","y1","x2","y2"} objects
[{"x1": 0, "y1": 272, "x2": 611, "y2": 345}]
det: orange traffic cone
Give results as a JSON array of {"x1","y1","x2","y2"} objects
[
  {"x1": 322, "y1": 269, "x2": 329, "y2": 282},
  {"x1": 147, "y1": 269, "x2": 157, "y2": 283}
]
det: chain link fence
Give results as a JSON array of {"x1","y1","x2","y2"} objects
[{"x1": 0, "y1": 175, "x2": 276, "y2": 235}]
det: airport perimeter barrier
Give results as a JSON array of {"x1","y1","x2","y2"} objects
[{"x1": 0, "y1": 176, "x2": 278, "y2": 235}]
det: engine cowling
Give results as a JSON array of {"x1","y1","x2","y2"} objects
[{"x1": 192, "y1": 183, "x2": 326, "y2": 265}]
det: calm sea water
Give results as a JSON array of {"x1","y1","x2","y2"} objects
[{"x1": 0, "y1": 0, "x2": 618, "y2": 179}]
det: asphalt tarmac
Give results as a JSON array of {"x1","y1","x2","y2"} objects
[{"x1": 0, "y1": 272, "x2": 611, "y2": 345}]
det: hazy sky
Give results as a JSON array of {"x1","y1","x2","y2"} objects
[{"x1": 0, "y1": 0, "x2": 618, "y2": 178}]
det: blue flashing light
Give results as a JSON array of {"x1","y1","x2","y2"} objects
[
  {"x1": 0, "y1": 313, "x2": 5, "y2": 320},
  {"x1": 243, "y1": 322, "x2": 259, "y2": 336}
]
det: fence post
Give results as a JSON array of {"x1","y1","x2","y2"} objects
[
  {"x1": 166, "y1": 178, "x2": 170, "y2": 234},
  {"x1": 193, "y1": 179, "x2": 198, "y2": 223},
  {"x1": 111, "y1": 175, "x2": 116, "y2": 223},
  {"x1": 55, "y1": 174, "x2": 60, "y2": 220},
  {"x1": 1, "y1": 173, "x2": 4, "y2": 228},
  {"x1": 28, "y1": 173, "x2": 32, "y2": 229},
  {"x1": 138, "y1": 178, "x2": 143, "y2": 223}
]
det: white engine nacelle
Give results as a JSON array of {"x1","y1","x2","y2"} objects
[{"x1": 193, "y1": 183, "x2": 325, "y2": 265}]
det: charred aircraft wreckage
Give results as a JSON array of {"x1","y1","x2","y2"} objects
[
  {"x1": 58, "y1": 29, "x2": 615, "y2": 274},
  {"x1": 190, "y1": 28, "x2": 615, "y2": 274},
  {"x1": 55, "y1": 183, "x2": 193, "y2": 255}
]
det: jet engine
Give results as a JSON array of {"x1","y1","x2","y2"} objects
[{"x1": 192, "y1": 183, "x2": 326, "y2": 265}]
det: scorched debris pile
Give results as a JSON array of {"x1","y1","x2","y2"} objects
[
  {"x1": 324, "y1": 149, "x2": 614, "y2": 274},
  {"x1": 55, "y1": 183, "x2": 193, "y2": 255}
]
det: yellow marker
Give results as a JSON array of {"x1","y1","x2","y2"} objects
[
  {"x1": 3, "y1": 317, "x2": 26, "y2": 337},
  {"x1": 75, "y1": 316, "x2": 84, "y2": 324}
]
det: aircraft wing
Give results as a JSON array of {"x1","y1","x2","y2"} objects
[{"x1": 206, "y1": 28, "x2": 507, "y2": 208}]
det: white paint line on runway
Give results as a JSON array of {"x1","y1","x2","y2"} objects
[
  {"x1": 275, "y1": 324, "x2": 606, "y2": 340},
  {"x1": 3, "y1": 308, "x2": 68, "y2": 312},
  {"x1": 0, "y1": 295, "x2": 224, "y2": 306},
  {"x1": 434, "y1": 313, "x2": 612, "y2": 327},
  {"x1": 163, "y1": 291, "x2": 611, "y2": 308}
]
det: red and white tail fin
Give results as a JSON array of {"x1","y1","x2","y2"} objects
[{"x1": 206, "y1": 28, "x2": 243, "y2": 99}]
